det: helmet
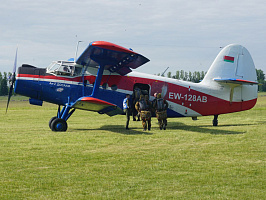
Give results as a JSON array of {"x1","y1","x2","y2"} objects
[{"x1": 157, "y1": 93, "x2": 162, "y2": 98}]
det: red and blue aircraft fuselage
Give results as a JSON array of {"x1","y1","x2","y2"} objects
[{"x1": 14, "y1": 41, "x2": 258, "y2": 131}]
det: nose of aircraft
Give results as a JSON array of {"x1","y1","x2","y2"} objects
[{"x1": 14, "y1": 64, "x2": 46, "y2": 99}]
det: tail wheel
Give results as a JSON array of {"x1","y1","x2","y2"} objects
[
  {"x1": 213, "y1": 120, "x2": 218, "y2": 126},
  {"x1": 213, "y1": 115, "x2": 218, "y2": 126},
  {"x1": 51, "y1": 118, "x2": 68, "y2": 132}
]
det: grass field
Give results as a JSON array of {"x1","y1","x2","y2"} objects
[{"x1": 0, "y1": 94, "x2": 265, "y2": 199}]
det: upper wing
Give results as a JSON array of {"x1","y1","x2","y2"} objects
[{"x1": 76, "y1": 41, "x2": 150, "y2": 76}]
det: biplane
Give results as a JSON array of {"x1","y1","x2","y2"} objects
[{"x1": 6, "y1": 41, "x2": 258, "y2": 131}]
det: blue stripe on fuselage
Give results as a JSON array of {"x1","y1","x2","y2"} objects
[{"x1": 15, "y1": 78, "x2": 184, "y2": 117}]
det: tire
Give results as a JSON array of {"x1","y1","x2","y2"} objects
[
  {"x1": 49, "y1": 116, "x2": 57, "y2": 129},
  {"x1": 213, "y1": 119, "x2": 218, "y2": 126},
  {"x1": 51, "y1": 118, "x2": 68, "y2": 132}
]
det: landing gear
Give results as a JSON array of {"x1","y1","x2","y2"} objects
[
  {"x1": 51, "y1": 118, "x2": 68, "y2": 131},
  {"x1": 49, "y1": 116, "x2": 57, "y2": 129},
  {"x1": 213, "y1": 115, "x2": 218, "y2": 126},
  {"x1": 49, "y1": 105, "x2": 75, "y2": 132}
]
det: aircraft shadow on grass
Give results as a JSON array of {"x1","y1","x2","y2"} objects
[
  {"x1": 73, "y1": 121, "x2": 250, "y2": 135},
  {"x1": 101, "y1": 125, "x2": 154, "y2": 135},
  {"x1": 167, "y1": 122, "x2": 247, "y2": 135},
  {"x1": 74, "y1": 125, "x2": 153, "y2": 135}
]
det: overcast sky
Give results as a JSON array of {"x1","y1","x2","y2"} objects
[{"x1": 1, "y1": 0, "x2": 266, "y2": 75}]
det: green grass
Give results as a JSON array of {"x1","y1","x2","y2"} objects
[{"x1": 0, "y1": 95, "x2": 265, "y2": 199}]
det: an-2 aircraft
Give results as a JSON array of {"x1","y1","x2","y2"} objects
[{"x1": 6, "y1": 41, "x2": 258, "y2": 131}]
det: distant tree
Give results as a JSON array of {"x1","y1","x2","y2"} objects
[
  {"x1": 1, "y1": 72, "x2": 8, "y2": 96},
  {"x1": 196, "y1": 71, "x2": 201, "y2": 83},
  {"x1": 262, "y1": 82, "x2": 266, "y2": 92},
  {"x1": 188, "y1": 71, "x2": 192, "y2": 81},
  {"x1": 175, "y1": 71, "x2": 180, "y2": 80},
  {"x1": 200, "y1": 71, "x2": 206, "y2": 81},
  {"x1": 180, "y1": 70, "x2": 184, "y2": 80},
  {"x1": 256, "y1": 69, "x2": 265, "y2": 82},
  {"x1": 184, "y1": 72, "x2": 188, "y2": 81},
  {"x1": 167, "y1": 72, "x2": 172, "y2": 78},
  {"x1": 192, "y1": 72, "x2": 197, "y2": 82},
  {"x1": 256, "y1": 69, "x2": 266, "y2": 92},
  {"x1": 0, "y1": 72, "x2": 2, "y2": 95}
]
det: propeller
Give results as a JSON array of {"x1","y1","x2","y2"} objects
[{"x1": 6, "y1": 47, "x2": 18, "y2": 113}]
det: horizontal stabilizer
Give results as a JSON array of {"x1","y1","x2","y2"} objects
[
  {"x1": 72, "y1": 97, "x2": 123, "y2": 116},
  {"x1": 214, "y1": 78, "x2": 258, "y2": 85},
  {"x1": 76, "y1": 41, "x2": 149, "y2": 76}
]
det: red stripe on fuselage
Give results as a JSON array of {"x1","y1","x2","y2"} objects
[
  {"x1": 17, "y1": 73, "x2": 257, "y2": 116},
  {"x1": 17, "y1": 74, "x2": 83, "y2": 82}
]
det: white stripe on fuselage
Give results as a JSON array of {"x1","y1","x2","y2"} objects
[
  {"x1": 17, "y1": 76, "x2": 81, "y2": 86},
  {"x1": 17, "y1": 75, "x2": 200, "y2": 116}
]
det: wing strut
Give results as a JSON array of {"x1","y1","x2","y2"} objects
[{"x1": 91, "y1": 64, "x2": 105, "y2": 97}]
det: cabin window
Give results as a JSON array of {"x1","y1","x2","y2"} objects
[
  {"x1": 61, "y1": 64, "x2": 73, "y2": 74},
  {"x1": 111, "y1": 84, "x2": 117, "y2": 91},
  {"x1": 73, "y1": 67, "x2": 83, "y2": 76},
  {"x1": 102, "y1": 83, "x2": 108, "y2": 89}
]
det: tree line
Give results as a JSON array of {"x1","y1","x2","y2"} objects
[
  {"x1": 0, "y1": 69, "x2": 266, "y2": 96},
  {"x1": 162, "y1": 70, "x2": 207, "y2": 83}
]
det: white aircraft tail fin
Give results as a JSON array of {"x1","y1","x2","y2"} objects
[
  {"x1": 201, "y1": 44, "x2": 258, "y2": 102},
  {"x1": 202, "y1": 44, "x2": 257, "y2": 84}
]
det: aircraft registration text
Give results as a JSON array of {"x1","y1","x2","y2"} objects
[{"x1": 169, "y1": 92, "x2": 207, "y2": 103}]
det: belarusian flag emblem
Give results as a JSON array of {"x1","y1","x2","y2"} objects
[{"x1": 224, "y1": 56, "x2": 234, "y2": 63}]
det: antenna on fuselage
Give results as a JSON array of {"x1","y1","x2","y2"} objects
[
  {"x1": 161, "y1": 67, "x2": 169, "y2": 77},
  {"x1": 75, "y1": 40, "x2": 83, "y2": 62}
]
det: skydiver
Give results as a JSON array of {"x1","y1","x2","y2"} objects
[
  {"x1": 153, "y1": 93, "x2": 168, "y2": 130},
  {"x1": 144, "y1": 95, "x2": 152, "y2": 131},
  {"x1": 135, "y1": 95, "x2": 151, "y2": 131}
]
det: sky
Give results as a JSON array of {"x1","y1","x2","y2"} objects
[{"x1": 1, "y1": 0, "x2": 266, "y2": 75}]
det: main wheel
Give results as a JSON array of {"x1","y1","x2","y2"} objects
[
  {"x1": 51, "y1": 118, "x2": 68, "y2": 132},
  {"x1": 49, "y1": 116, "x2": 57, "y2": 129}
]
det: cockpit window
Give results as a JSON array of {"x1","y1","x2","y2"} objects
[
  {"x1": 47, "y1": 62, "x2": 61, "y2": 72},
  {"x1": 46, "y1": 61, "x2": 85, "y2": 77}
]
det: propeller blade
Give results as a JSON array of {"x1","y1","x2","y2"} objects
[{"x1": 6, "y1": 47, "x2": 18, "y2": 113}]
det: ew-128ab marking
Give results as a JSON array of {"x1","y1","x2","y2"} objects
[{"x1": 169, "y1": 92, "x2": 208, "y2": 103}]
